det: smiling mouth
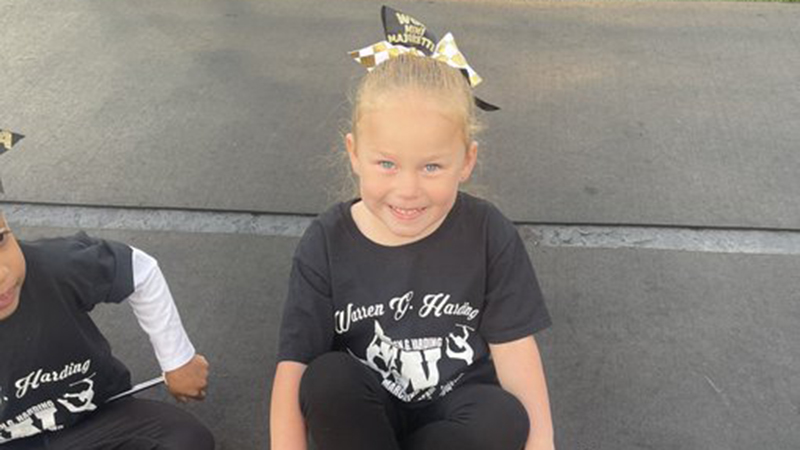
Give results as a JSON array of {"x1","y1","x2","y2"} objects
[{"x1": 390, "y1": 205, "x2": 427, "y2": 220}]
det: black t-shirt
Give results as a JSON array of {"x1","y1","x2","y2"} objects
[
  {"x1": 0, "y1": 233, "x2": 134, "y2": 445},
  {"x1": 278, "y1": 192, "x2": 551, "y2": 403}
]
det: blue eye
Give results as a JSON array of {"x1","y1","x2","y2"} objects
[
  {"x1": 379, "y1": 161, "x2": 395, "y2": 170},
  {"x1": 424, "y1": 164, "x2": 441, "y2": 173}
]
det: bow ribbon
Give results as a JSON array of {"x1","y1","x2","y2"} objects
[
  {"x1": 349, "y1": 6, "x2": 499, "y2": 111},
  {"x1": 0, "y1": 128, "x2": 24, "y2": 194},
  {"x1": 350, "y1": 32, "x2": 483, "y2": 88},
  {"x1": 0, "y1": 129, "x2": 24, "y2": 157}
]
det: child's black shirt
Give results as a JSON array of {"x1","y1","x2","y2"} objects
[
  {"x1": 0, "y1": 233, "x2": 134, "y2": 444},
  {"x1": 278, "y1": 192, "x2": 551, "y2": 403}
]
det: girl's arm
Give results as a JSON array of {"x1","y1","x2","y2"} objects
[
  {"x1": 128, "y1": 247, "x2": 208, "y2": 401},
  {"x1": 270, "y1": 361, "x2": 308, "y2": 450},
  {"x1": 490, "y1": 335, "x2": 554, "y2": 450}
]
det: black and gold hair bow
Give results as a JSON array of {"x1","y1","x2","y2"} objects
[
  {"x1": 349, "y1": 6, "x2": 499, "y2": 111},
  {"x1": 0, "y1": 129, "x2": 24, "y2": 157}
]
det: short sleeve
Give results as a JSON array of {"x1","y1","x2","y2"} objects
[
  {"x1": 479, "y1": 209, "x2": 551, "y2": 344},
  {"x1": 277, "y1": 222, "x2": 335, "y2": 364},
  {"x1": 66, "y1": 232, "x2": 135, "y2": 311}
]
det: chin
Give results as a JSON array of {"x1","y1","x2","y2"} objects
[{"x1": 388, "y1": 220, "x2": 435, "y2": 239}]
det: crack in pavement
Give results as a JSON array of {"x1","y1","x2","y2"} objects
[{"x1": 2, "y1": 202, "x2": 800, "y2": 255}]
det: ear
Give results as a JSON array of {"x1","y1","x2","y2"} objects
[
  {"x1": 460, "y1": 141, "x2": 479, "y2": 182},
  {"x1": 345, "y1": 132, "x2": 361, "y2": 177}
]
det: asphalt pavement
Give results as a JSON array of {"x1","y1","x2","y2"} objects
[{"x1": 2, "y1": 1, "x2": 799, "y2": 449}]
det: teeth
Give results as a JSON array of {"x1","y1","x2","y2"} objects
[{"x1": 392, "y1": 206, "x2": 423, "y2": 216}]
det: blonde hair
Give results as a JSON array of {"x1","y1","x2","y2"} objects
[{"x1": 351, "y1": 54, "x2": 483, "y2": 144}]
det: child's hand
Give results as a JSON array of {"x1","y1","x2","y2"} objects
[
  {"x1": 164, "y1": 354, "x2": 210, "y2": 403},
  {"x1": 527, "y1": 437, "x2": 556, "y2": 450}
]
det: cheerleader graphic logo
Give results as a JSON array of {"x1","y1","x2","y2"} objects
[
  {"x1": 0, "y1": 359, "x2": 96, "y2": 444},
  {"x1": 351, "y1": 321, "x2": 476, "y2": 402},
  {"x1": 56, "y1": 375, "x2": 98, "y2": 413}
]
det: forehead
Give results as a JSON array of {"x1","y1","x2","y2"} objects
[{"x1": 357, "y1": 90, "x2": 464, "y2": 149}]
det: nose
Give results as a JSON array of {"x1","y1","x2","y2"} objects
[{"x1": 393, "y1": 169, "x2": 421, "y2": 199}]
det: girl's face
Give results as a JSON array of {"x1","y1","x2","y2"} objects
[
  {"x1": 346, "y1": 89, "x2": 477, "y2": 246},
  {"x1": 0, "y1": 216, "x2": 26, "y2": 321}
]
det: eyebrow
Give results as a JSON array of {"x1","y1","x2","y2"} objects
[
  {"x1": 373, "y1": 150, "x2": 453, "y2": 161},
  {"x1": 424, "y1": 153, "x2": 454, "y2": 160},
  {"x1": 372, "y1": 150, "x2": 394, "y2": 159}
]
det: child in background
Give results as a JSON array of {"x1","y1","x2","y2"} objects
[
  {"x1": 271, "y1": 7, "x2": 554, "y2": 450},
  {"x1": 0, "y1": 211, "x2": 214, "y2": 449}
]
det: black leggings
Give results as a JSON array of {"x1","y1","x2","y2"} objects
[
  {"x1": 4, "y1": 398, "x2": 214, "y2": 450},
  {"x1": 300, "y1": 352, "x2": 530, "y2": 450}
]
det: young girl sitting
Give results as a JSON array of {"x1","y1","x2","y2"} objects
[
  {"x1": 0, "y1": 212, "x2": 214, "y2": 449},
  {"x1": 271, "y1": 8, "x2": 554, "y2": 450}
]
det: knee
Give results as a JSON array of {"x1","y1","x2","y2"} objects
[
  {"x1": 182, "y1": 419, "x2": 215, "y2": 450},
  {"x1": 162, "y1": 414, "x2": 215, "y2": 450},
  {"x1": 299, "y1": 352, "x2": 368, "y2": 412},
  {"x1": 493, "y1": 390, "x2": 529, "y2": 450},
  {"x1": 503, "y1": 393, "x2": 530, "y2": 449},
  {"x1": 469, "y1": 386, "x2": 530, "y2": 450},
  {"x1": 109, "y1": 399, "x2": 215, "y2": 450}
]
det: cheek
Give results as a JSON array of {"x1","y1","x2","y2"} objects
[
  {"x1": 16, "y1": 263, "x2": 26, "y2": 286},
  {"x1": 10, "y1": 247, "x2": 27, "y2": 285},
  {"x1": 426, "y1": 178, "x2": 461, "y2": 203},
  {"x1": 358, "y1": 173, "x2": 388, "y2": 197}
]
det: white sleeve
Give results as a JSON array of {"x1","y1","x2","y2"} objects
[{"x1": 127, "y1": 247, "x2": 196, "y2": 372}]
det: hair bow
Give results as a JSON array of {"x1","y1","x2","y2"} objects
[
  {"x1": 0, "y1": 129, "x2": 24, "y2": 157},
  {"x1": 349, "y1": 6, "x2": 499, "y2": 111},
  {"x1": 0, "y1": 128, "x2": 24, "y2": 194}
]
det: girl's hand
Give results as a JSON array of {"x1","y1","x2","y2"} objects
[
  {"x1": 527, "y1": 436, "x2": 556, "y2": 450},
  {"x1": 164, "y1": 354, "x2": 210, "y2": 402}
]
